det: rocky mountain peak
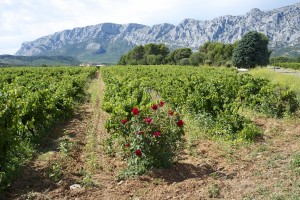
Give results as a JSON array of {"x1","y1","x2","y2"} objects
[
  {"x1": 248, "y1": 8, "x2": 262, "y2": 14},
  {"x1": 16, "y1": 2, "x2": 300, "y2": 63}
]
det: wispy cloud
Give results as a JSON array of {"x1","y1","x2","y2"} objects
[{"x1": 0, "y1": 0, "x2": 298, "y2": 54}]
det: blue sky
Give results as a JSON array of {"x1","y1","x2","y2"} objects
[{"x1": 0, "y1": 0, "x2": 299, "y2": 55}]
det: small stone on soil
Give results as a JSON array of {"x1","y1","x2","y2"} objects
[{"x1": 70, "y1": 184, "x2": 82, "y2": 190}]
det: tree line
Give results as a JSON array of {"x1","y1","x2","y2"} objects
[
  {"x1": 270, "y1": 56, "x2": 300, "y2": 64},
  {"x1": 117, "y1": 42, "x2": 236, "y2": 66},
  {"x1": 118, "y1": 31, "x2": 272, "y2": 69}
]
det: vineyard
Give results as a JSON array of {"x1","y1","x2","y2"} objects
[
  {"x1": 2, "y1": 65, "x2": 300, "y2": 199},
  {"x1": 101, "y1": 65, "x2": 299, "y2": 182},
  {"x1": 0, "y1": 67, "x2": 97, "y2": 190},
  {"x1": 102, "y1": 66, "x2": 298, "y2": 140}
]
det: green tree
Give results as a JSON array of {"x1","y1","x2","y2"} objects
[
  {"x1": 168, "y1": 48, "x2": 192, "y2": 64},
  {"x1": 189, "y1": 52, "x2": 203, "y2": 66},
  {"x1": 118, "y1": 43, "x2": 170, "y2": 65},
  {"x1": 144, "y1": 43, "x2": 169, "y2": 57},
  {"x1": 179, "y1": 58, "x2": 190, "y2": 66},
  {"x1": 118, "y1": 55, "x2": 127, "y2": 65},
  {"x1": 224, "y1": 42, "x2": 238, "y2": 60},
  {"x1": 198, "y1": 42, "x2": 236, "y2": 66},
  {"x1": 232, "y1": 31, "x2": 270, "y2": 68},
  {"x1": 146, "y1": 55, "x2": 163, "y2": 65},
  {"x1": 270, "y1": 56, "x2": 295, "y2": 64},
  {"x1": 129, "y1": 45, "x2": 145, "y2": 62}
]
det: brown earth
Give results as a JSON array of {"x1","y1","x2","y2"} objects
[{"x1": 2, "y1": 74, "x2": 300, "y2": 200}]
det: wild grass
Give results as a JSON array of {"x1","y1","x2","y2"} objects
[
  {"x1": 249, "y1": 68, "x2": 300, "y2": 99},
  {"x1": 79, "y1": 70, "x2": 105, "y2": 187},
  {"x1": 83, "y1": 72, "x2": 103, "y2": 173}
]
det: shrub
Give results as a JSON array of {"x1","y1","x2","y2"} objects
[
  {"x1": 189, "y1": 52, "x2": 203, "y2": 66},
  {"x1": 204, "y1": 60, "x2": 213, "y2": 66},
  {"x1": 225, "y1": 61, "x2": 232, "y2": 67},
  {"x1": 179, "y1": 58, "x2": 190, "y2": 66},
  {"x1": 106, "y1": 101, "x2": 185, "y2": 176}
]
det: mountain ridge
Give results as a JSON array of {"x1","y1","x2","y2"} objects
[
  {"x1": 0, "y1": 55, "x2": 80, "y2": 67},
  {"x1": 16, "y1": 2, "x2": 300, "y2": 63}
]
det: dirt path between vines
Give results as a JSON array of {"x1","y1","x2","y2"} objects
[{"x1": 3, "y1": 72, "x2": 300, "y2": 199}]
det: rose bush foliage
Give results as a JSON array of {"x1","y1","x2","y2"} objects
[{"x1": 105, "y1": 101, "x2": 184, "y2": 175}]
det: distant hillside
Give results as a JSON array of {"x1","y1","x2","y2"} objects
[
  {"x1": 15, "y1": 2, "x2": 300, "y2": 63},
  {"x1": 0, "y1": 55, "x2": 80, "y2": 67}
]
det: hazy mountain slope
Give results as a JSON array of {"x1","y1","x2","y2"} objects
[{"x1": 0, "y1": 55, "x2": 80, "y2": 66}]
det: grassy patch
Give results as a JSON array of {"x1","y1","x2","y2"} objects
[
  {"x1": 47, "y1": 161, "x2": 64, "y2": 182},
  {"x1": 80, "y1": 170, "x2": 99, "y2": 187},
  {"x1": 208, "y1": 183, "x2": 221, "y2": 198},
  {"x1": 249, "y1": 68, "x2": 300, "y2": 99},
  {"x1": 289, "y1": 153, "x2": 300, "y2": 175},
  {"x1": 80, "y1": 71, "x2": 105, "y2": 186}
]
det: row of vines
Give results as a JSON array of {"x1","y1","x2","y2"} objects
[
  {"x1": 0, "y1": 67, "x2": 97, "y2": 191},
  {"x1": 102, "y1": 65, "x2": 298, "y2": 138},
  {"x1": 101, "y1": 65, "x2": 299, "y2": 176}
]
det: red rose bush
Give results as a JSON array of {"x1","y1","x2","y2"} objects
[{"x1": 106, "y1": 101, "x2": 185, "y2": 176}]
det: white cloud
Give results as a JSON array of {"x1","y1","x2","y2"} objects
[
  {"x1": 0, "y1": 35, "x2": 21, "y2": 54},
  {"x1": 3, "y1": 0, "x2": 13, "y2": 5},
  {"x1": 0, "y1": 0, "x2": 299, "y2": 54}
]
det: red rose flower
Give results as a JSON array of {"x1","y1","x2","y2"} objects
[
  {"x1": 137, "y1": 131, "x2": 144, "y2": 135},
  {"x1": 159, "y1": 101, "x2": 164, "y2": 107},
  {"x1": 168, "y1": 110, "x2": 174, "y2": 116},
  {"x1": 132, "y1": 107, "x2": 139, "y2": 115},
  {"x1": 152, "y1": 104, "x2": 158, "y2": 110},
  {"x1": 177, "y1": 120, "x2": 184, "y2": 127},
  {"x1": 125, "y1": 143, "x2": 130, "y2": 148},
  {"x1": 121, "y1": 118, "x2": 128, "y2": 125},
  {"x1": 144, "y1": 117, "x2": 152, "y2": 123},
  {"x1": 135, "y1": 149, "x2": 142, "y2": 157},
  {"x1": 153, "y1": 131, "x2": 161, "y2": 137}
]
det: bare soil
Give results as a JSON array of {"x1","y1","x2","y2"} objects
[{"x1": 2, "y1": 74, "x2": 300, "y2": 200}]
